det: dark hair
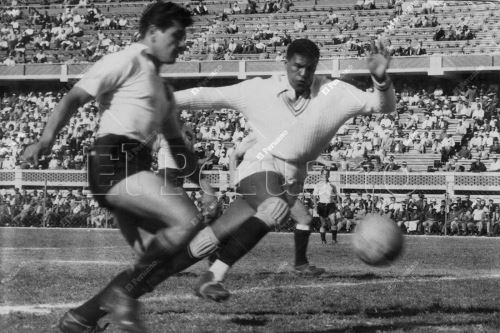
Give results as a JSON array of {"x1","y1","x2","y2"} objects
[
  {"x1": 139, "y1": 2, "x2": 193, "y2": 38},
  {"x1": 286, "y1": 38, "x2": 320, "y2": 61}
]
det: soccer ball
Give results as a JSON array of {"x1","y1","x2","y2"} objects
[{"x1": 352, "y1": 214, "x2": 404, "y2": 266}]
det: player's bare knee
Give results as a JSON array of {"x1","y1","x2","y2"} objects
[{"x1": 254, "y1": 197, "x2": 290, "y2": 228}]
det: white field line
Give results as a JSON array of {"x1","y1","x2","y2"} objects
[
  {"x1": 23, "y1": 260, "x2": 129, "y2": 265},
  {"x1": 1, "y1": 273, "x2": 499, "y2": 315},
  {"x1": 1, "y1": 227, "x2": 118, "y2": 231},
  {"x1": 3, "y1": 226, "x2": 500, "y2": 240},
  {"x1": 0, "y1": 246, "x2": 128, "y2": 251}
]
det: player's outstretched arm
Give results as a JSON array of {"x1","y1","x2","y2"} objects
[
  {"x1": 22, "y1": 87, "x2": 92, "y2": 167},
  {"x1": 174, "y1": 81, "x2": 249, "y2": 113}
]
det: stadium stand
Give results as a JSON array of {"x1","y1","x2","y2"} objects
[
  {"x1": 0, "y1": 0, "x2": 499, "y2": 236},
  {"x1": 0, "y1": 0, "x2": 499, "y2": 64}
]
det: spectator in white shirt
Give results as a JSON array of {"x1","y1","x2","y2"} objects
[
  {"x1": 379, "y1": 114, "x2": 392, "y2": 128},
  {"x1": 469, "y1": 132, "x2": 482, "y2": 150},
  {"x1": 275, "y1": 51, "x2": 285, "y2": 62},
  {"x1": 1, "y1": 155, "x2": 16, "y2": 169},
  {"x1": 294, "y1": 17, "x2": 306, "y2": 32},
  {"x1": 218, "y1": 150, "x2": 230, "y2": 170},
  {"x1": 254, "y1": 39, "x2": 266, "y2": 53},
  {"x1": 232, "y1": 2, "x2": 242, "y2": 14},
  {"x1": 421, "y1": 114, "x2": 434, "y2": 130},
  {"x1": 402, "y1": 133, "x2": 413, "y2": 152},
  {"x1": 351, "y1": 143, "x2": 365, "y2": 159},
  {"x1": 482, "y1": 132, "x2": 494, "y2": 148},
  {"x1": 472, "y1": 105, "x2": 484, "y2": 121},
  {"x1": 3, "y1": 56, "x2": 16, "y2": 66},
  {"x1": 433, "y1": 85, "x2": 443, "y2": 97},
  {"x1": 118, "y1": 17, "x2": 128, "y2": 29},
  {"x1": 34, "y1": 50, "x2": 47, "y2": 63},
  {"x1": 469, "y1": 97, "x2": 480, "y2": 112},
  {"x1": 456, "y1": 121, "x2": 468, "y2": 135},
  {"x1": 488, "y1": 157, "x2": 500, "y2": 171},
  {"x1": 107, "y1": 40, "x2": 120, "y2": 53}
]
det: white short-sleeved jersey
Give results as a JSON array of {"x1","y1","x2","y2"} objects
[
  {"x1": 313, "y1": 182, "x2": 336, "y2": 203},
  {"x1": 76, "y1": 43, "x2": 174, "y2": 145}
]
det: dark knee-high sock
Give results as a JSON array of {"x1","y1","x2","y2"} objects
[
  {"x1": 294, "y1": 226, "x2": 310, "y2": 266},
  {"x1": 331, "y1": 227, "x2": 337, "y2": 242},
  {"x1": 72, "y1": 270, "x2": 134, "y2": 323},
  {"x1": 320, "y1": 227, "x2": 326, "y2": 242},
  {"x1": 74, "y1": 246, "x2": 203, "y2": 324},
  {"x1": 217, "y1": 216, "x2": 270, "y2": 267},
  {"x1": 72, "y1": 235, "x2": 183, "y2": 323},
  {"x1": 142, "y1": 247, "x2": 202, "y2": 292}
]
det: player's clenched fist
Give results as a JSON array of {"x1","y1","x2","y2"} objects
[
  {"x1": 367, "y1": 38, "x2": 391, "y2": 82},
  {"x1": 22, "y1": 140, "x2": 51, "y2": 167}
]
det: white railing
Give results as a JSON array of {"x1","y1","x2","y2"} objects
[{"x1": 1, "y1": 170, "x2": 499, "y2": 194}]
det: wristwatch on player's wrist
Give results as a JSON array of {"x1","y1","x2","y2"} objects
[{"x1": 371, "y1": 74, "x2": 391, "y2": 91}]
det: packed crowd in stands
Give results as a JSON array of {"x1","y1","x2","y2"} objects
[
  {"x1": 0, "y1": 79, "x2": 499, "y2": 172},
  {"x1": 1, "y1": 186, "x2": 499, "y2": 237},
  {"x1": 0, "y1": 2, "x2": 135, "y2": 64},
  {"x1": 0, "y1": 0, "x2": 487, "y2": 64},
  {"x1": 0, "y1": 186, "x2": 233, "y2": 228},
  {"x1": 297, "y1": 191, "x2": 500, "y2": 236},
  {"x1": 0, "y1": 187, "x2": 110, "y2": 228}
]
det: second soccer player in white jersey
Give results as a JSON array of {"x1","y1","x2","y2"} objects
[{"x1": 22, "y1": 3, "x2": 216, "y2": 332}]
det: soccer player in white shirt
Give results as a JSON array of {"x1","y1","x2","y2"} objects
[
  {"x1": 161, "y1": 39, "x2": 394, "y2": 301},
  {"x1": 313, "y1": 170, "x2": 338, "y2": 244},
  {"x1": 22, "y1": 3, "x2": 213, "y2": 333}
]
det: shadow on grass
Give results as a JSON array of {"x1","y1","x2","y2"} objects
[
  {"x1": 289, "y1": 319, "x2": 497, "y2": 333},
  {"x1": 230, "y1": 316, "x2": 268, "y2": 326},
  {"x1": 223, "y1": 272, "x2": 448, "y2": 281},
  {"x1": 173, "y1": 272, "x2": 198, "y2": 278},
  {"x1": 364, "y1": 303, "x2": 499, "y2": 318},
  {"x1": 215, "y1": 304, "x2": 499, "y2": 318}
]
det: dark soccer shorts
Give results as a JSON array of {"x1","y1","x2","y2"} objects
[
  {"x1": 157, "y1": 168, "x2": 185, "y2": 188},
  {"x1": 317, "y1": 202, "x2": 335, "y2": 218},
  {"x1": 88, "y1": 134, "x2": 152, "y2": 208}
]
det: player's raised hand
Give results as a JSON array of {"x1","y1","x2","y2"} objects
[
  {"x1": 21, "y1": 140, "x2": 51, "y2": 167},
  {"x1": 367, "y1": 38, "x2": 391, "y2": 82},
  {"x1": 182, "y1": 125, "x2": 196, "y2": 151}
]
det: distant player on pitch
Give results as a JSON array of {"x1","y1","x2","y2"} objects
[{"x1": 313, "y1": 169, "x2": 338, "y2": 244}]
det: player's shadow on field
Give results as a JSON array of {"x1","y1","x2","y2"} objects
[
  {"x1": 289, "y1": 319, "x2": 496, "y2": 333},
  {"x1": 230, "y1": 316, "x2": 268, "y2": 326},
  {"x1": 363, "y1": 303, "x2": 499, "y2": 318}
]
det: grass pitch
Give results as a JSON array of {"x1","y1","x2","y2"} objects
[{"x1": 1, "y1": 227, "x2": 499, "y2": 332}]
